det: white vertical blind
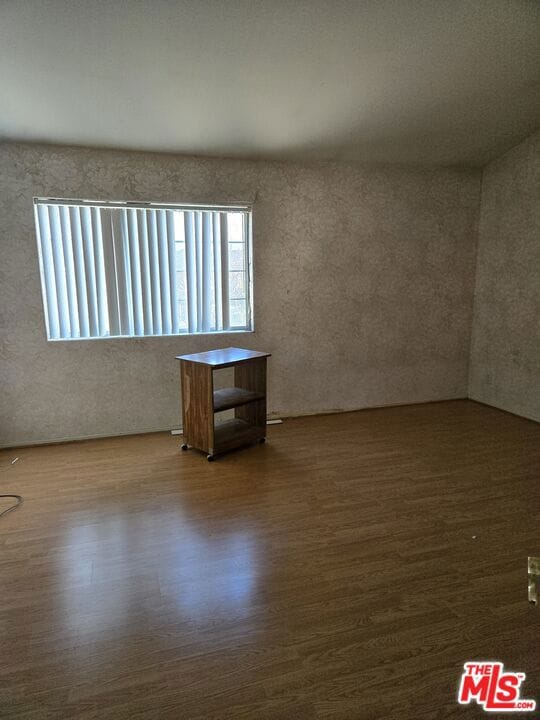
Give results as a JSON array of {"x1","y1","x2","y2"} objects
[
  {"x1": 80, "y1": 207, "x2": 98, "y2": 336},
  {"x1": 34, "y1": 199, "x2": 252, "y2": 340},
  {"x1": 111, "y1": 210, "x2": 133, "y2": 336},
  {"x1": 100, "y1": 209, "x2": 120, "y2": 337},
  {"x1": 68, "y1": 206, "x2": 90, "y2": 338},
  {"x1": 137, "y1": 209, "x2": 153, "y2": 335},
  {"x1": 48, "y1": 204, "x2": 71, "y2": 338},
  {"x1": 157, "y1": 210, "x2": 172, "y2": 335},
  {"x1": 147, "y1": 209, "x2": 162, "y2": 335},
  {"x1": 126, "y1": 208, "x2": 144, "y2": 336},
  {"x1": 91, "y1": 206, "x2": 109, "y2": 336},
  {"x1": 165, "y1": 211, "x2": 179, "y2": 334},
  {"x1": 35, "y1": 204, "x2": 60, "y2": 339},
  {"x1": 184, "y1": 211, "x2": 197, "y2": 334},
  {"x1": 59, "y1": 205, "x2": 80, "y2": 338},
  {"x1": 212, "y1": 212, "x2": 223, "y2": 331}
]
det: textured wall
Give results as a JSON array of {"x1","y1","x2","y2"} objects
[
  {"x1": 0, "y1": 143, "x2": 480, "y2": 446},
  {"x1": 469, "y1": 131, "x2": 540, "y2": 421}
]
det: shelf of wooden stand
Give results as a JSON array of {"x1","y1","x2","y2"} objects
[
  {"x1": 213, "y1": 418, "x2": 264, "y2": 452},
  {"x1": 213, "y1": 387, "x2": 266, "y2": 413}
]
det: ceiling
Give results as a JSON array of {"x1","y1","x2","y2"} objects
[{"x1": 1, "y1": 0, "x2": 539, "y2": 167}]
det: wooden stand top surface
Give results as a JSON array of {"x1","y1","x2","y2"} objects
[{"x1": 176, "y1": 347, "x2": 271, "y2": 369}]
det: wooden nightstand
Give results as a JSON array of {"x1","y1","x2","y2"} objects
[{"x1": 176, "y1": 347, "x2": 271, "y2": 460}]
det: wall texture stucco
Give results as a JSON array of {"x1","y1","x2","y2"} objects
[
  {"x1": 469, "y1": 130, "x2": 540, "y2": 421},
  {"x1": 0, "y1": 143, "x2": 480, "y2": 446}
]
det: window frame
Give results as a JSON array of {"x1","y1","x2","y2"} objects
[{"x1": 33, "y1": 197, "x2": 255, "y2": 341}]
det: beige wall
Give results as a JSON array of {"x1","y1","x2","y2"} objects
[
  {"x1": 0, "y1": 143, "x2": 480, "y2": 447},
  {"x1": 469, "y1": 130, "x2": 540, "y2": 421}
]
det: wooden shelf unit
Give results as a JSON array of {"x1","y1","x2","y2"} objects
[
  {"x1": 176, "y1": 347, "x2": 271, "y2": 460},
  {"x1": 213, "y1": 387, "x2": 265, "y2": 413}
]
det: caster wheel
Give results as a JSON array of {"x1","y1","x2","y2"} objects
[
  {"x1": 259, "y1": 437, "x2": 266, "y2": 444},
  {"x1": 181, "y1": 444, "x2": 188, "y2": 451},
  {"x1": 207, "y1": 454, "x2": 215, "y2": 462}
]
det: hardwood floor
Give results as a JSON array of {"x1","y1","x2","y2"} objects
[{"x1": 0, "y1": 400, "x2": 538, "y2": 719}]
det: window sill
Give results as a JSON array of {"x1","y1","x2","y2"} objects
[{"x1": 46, "y1": 329, "x2": 255, "y2": 342}]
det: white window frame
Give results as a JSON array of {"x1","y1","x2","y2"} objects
[{"x1": 33, "y1": 197, "x2": 254, "y2": 341}]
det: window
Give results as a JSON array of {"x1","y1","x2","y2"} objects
[{"x1": 33, "y1": 199, "x2": 253, "y2": 340}]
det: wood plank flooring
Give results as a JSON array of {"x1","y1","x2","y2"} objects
[{"x1": 0, "y1": 400, "x2": 538, "y2": 719}]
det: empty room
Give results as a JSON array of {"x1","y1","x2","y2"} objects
[{"x1": 0, "y1": 1, "x2": 539, "y2": 718}]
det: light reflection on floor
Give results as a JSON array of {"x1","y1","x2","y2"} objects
[{"x1": 60, "y1": 508, "x2": 259, "y2": 640}]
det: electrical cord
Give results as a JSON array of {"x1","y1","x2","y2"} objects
[
  {"x1": 0, "y1": 494, "x2": 23, "y2": 518},
  {"x1": 0, "y1": 457, "x2": 24, "y2": 519}
]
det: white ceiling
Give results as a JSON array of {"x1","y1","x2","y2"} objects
[{"x1": 1, "y1": 0, "x2": 539, "y2": 167}]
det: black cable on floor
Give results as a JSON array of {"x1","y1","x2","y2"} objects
[
  {"x1": 0, "y1": 494, "x2": 23, "y2": 519},
  {"x1": 0, "y1": 458, "x2": 24, "y2": 518}
]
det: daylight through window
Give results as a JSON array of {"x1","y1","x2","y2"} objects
[{"x1": 33, "y1": 199, "x2": 253, "y2": 340}]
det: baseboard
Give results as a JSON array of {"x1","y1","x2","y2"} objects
[
  {"x1": 6, "y1": 397, "x2": 507, "y2": 451},
  {"x1": 0, "y1": 418, "x2": 286, "y2": 450},
  {"x1": 467, "y1": 398, "x2": 539, "y2": 424},
  {"x1": 274, "y1": 396, "x2": 469, "y2": 422},
  {"x1": 0, "y1": 424, "x2": 175, "y2": 450}
]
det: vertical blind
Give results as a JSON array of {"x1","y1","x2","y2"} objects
[{"x1": 34, "y1": 200, "x2": 252, "y2": 340}]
